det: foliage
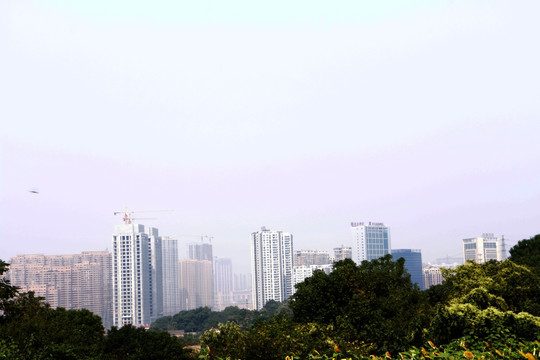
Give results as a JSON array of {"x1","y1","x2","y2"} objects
[
  {"x1": 103, "y1": 325, "x2": 190, "y2": 360},
  {"x1": 200, "y1": 318, "x2": 374, "y2": 360},
  {"x1": 1, "y1": 259, "x2": 191, "y2": 360},
  {"x1": 151, "y1": 301, "x2": 288, "y2": 333},
  {"x1": 440, "y1": 260, "x2": 540, "y2": 316},
  {"x1": 510, "y1": 234, "x2": 540, "y2": 277},
  {"x1": 290, "y1": 256, "x2": 430, "y2": 354}
]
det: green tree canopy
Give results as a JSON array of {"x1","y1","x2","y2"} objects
[
  {"x1": 440, "y1": 260, "x2": 540, "y2": 316},
  {"x1": 509, "y1": 234, "x2": 540, "y2": 277},
  {"x1": 290, "y1": 255, "x2": 430, "y2": 353}
]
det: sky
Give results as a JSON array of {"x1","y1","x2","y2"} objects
[{"x1": 1, "y1": 0, "x2": 539, "y2": 273}]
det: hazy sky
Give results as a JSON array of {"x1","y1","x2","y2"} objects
[{"x1": 1, "y1": 0, "x2": 539, "y2": 273}]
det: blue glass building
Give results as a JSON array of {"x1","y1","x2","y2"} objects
[{"x1": 391, "y1": 249, "x2": 424, "y2": 290}]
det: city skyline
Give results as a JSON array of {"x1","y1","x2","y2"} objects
[{"x1": 1, "y1": 0, "x2": 539, "y2": 274}]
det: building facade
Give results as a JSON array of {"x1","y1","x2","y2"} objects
[
  {"x1": 178, "y1": 259, "x2": 214, "y2": 310},
  {"x1": 161, "y1": 238, "x2": 181, "y2": 316},
  {"x1": 293, "y1": 250, "x2": 330, "y2": 266},
  {"x1": 391, "y1": 249, "x2": 424, "y2": 290},
  {"x1": 292, "y1": 264, "x2": 332, "y2": 290},
  {"x1": 423, "y1": 265, "x2": 444, "y2": 289},
  {"x1": 250, "y1": 227, "x2": 294, "y2": 310},
  {"x1": 214, "y1": 258, "x2": 233, "y2": 311},
  {"x1": 112, "y1": 224, "x2": 163, "y2": 327},
  {"x1": 462, "y1": 233, "x2": 506, "y2": 263},
  {"x1": 8, "y1": 251, "x2": 112, "y2": 328},
  {"x1": 333, "y1": 245, "x2": 352, "y2": 262},
  {"x1": 351, "y1": 222, "x2": 391, "y2": 264}
]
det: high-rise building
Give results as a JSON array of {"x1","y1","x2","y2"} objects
[
  {"x1": 423, "y1": 265, "x2": 444, "y2": 289},
  {"x1": 147, "y1": 227, "x2": 163, "y2": 320},
  {"x1": 250, "y1": 227, "x2": 294, "y2": 310},
  {"x1": 189, "y1": 242, "x2": 213, "y2": 261},
  {"x1": 294, "y1": 250, "x2": 330, "y2": 266},
  {"x1": 350, "y1": 222, "x2": 391, "y2": 264},
  {"x1": 112, "y1": 223, "x2": 163, "y2": 327},
  {"x1": 8, "y1": 251, "x2": 112, "y2": 328},
  {"x1": 391, "y1": 249, "x2": 424, "y2": 290},
  {"x1": 462, "y1": 233, "x2": 507, "y2": 263},
  {"x1": 178, "y1": 259, "x2": 214, "y2": 310},
  {"x1": 162, "y1": 237, "x2": 181, "y2": 316},
  {"x1": 214, "y1": 258, "x2": 233, "y2": 311},
  {"x1": 333, "y1": 245, "x2": 352, "y2": 262}
]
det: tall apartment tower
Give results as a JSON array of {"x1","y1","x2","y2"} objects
[
  {"x1": 462, "y1": 233, "x2": 506, "y2": 263},
  {"x1": 112, "y1": 224, "x2": 163, "y2": 327},
  {"x1": 351, "y1": 222, "x2": 391, "y2": 264},
  {"x1": 391, "y1": 249, "x2": 424, "y2": 290},
  {"x1": 214, "y1": 258, "x2": 233, "y2": 311},
  {"x1": 161, "y1": 238, "x2": 181, "y2": 316},
  {"x1": 423, "y1": 265, "x2": 444, "y2": 289},
  {"x1": 189, "y1": 242, "x2": 213, "y2": 261},
  {"x1": 178, "y1": 259, "x2": 214, "y2": 310},
  {"x1": 250, "y1": 227, "x2": 294, "y2": 310},
  {"x1": 147, "y1": 227, "x2": 163, "y2": 320}
]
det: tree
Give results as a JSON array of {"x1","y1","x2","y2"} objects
[
  {"x1": 290, "y1": 256, "x2": 430, "y2": 354},
  {"x1": 509, "y1": 234, "x2": 540, "y2": 277},
  {"x1": 440, "y1": 260, "x2": 540, "y2": 316},
  {"x1": 428, "y1": 260, "x2": 540, "y2": 346},
  {"x1": 103, "y1": 325, "x2": 189, "y2": 360},
  {"x1": 0, "y1": 260, "x2": 19, "y2": 319}
]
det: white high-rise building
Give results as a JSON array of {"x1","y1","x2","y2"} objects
[
  {"x1": 350, "y1": 222, "x2": 391, "y2": 264},
  {"x1": 250, "y1": 227, "x2": 293, "y2": 310},
  {"x1": 112, "y1": 223, "x2": 162, "y2": 327},
  {"x1": 462, "y1": 233, "x2": 506, "y2": 263},
  {"x1": 162, "y1": 238, "x2": 181, "y2": 316}
]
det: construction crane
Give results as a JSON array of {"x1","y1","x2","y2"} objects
[{"x1": 113, "y1": 207, "x2": 174, "y2": 224}]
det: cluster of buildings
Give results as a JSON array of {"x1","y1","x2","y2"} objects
[
  {"x1": 6, "y1": 220, "x2": 508, "y2": 327},
  {"x1": 250, "y1": 223, "x2": 507, "y2": 310}
]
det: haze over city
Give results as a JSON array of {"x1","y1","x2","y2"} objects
[{"x1": 1, "y1": 0, "x2": 539, "y2": 273}]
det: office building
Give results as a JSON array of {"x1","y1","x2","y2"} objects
[
  {"x1": 462, "y1": 233, "x2": 507, "y2": 263},
  {"x1": 250, "y1": 227, "x2": 294, "y2": 310},
  {"x1": 391, "y1": 249, "x2": 424, "y2": 290},
  {"x1": 294, "y1": 250, "x2": 330, "y2": 266},
  {"x1": 162, "y1": 238, "x2": 181, "y2": 316},
  {"x1": 350, "y1": 222, "x2": 391, "y2": 264},
  {"x1": 8, "y1": 251, "x2": 112, "y2": 328},
  {"x1": 333, "y1": 245, "x2": 352, "y2": 262}
]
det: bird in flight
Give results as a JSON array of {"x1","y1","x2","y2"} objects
[{"x1": 29, "y1": 188, "x2": 39, "y2": 194}]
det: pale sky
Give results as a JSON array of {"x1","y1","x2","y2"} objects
[{"x1": 1, "y1": 0, "x2": 539, "y2": 273}]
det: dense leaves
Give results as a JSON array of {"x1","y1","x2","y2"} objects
[
  {"x1": 510, "y1": 234, "x2": 540, "y2": 277},
  {"x1": 0, "y1": 260, "x2": 191, "y2": 360},
  {"x1": 290, "y1": 256, "x2": 430, "y2": 353},
  {"x1": 151, "y1": 301, "x2": 287, "y2": 333}
]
